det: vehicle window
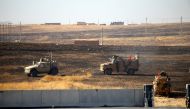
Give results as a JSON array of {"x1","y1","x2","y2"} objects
[{"x1": 39, "y1": 63, "x2": 44, "y2": 67}]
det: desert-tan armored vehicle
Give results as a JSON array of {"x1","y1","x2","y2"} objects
[
  {"x1": 100, "y1": 55, "x2": 139, "y2": 75},
  {"x1": 24, "y1": 56, "x2": 58, "y2": 77},
  {"x1": 153, "y1": 71, "x2": 171, "y2": 96}
]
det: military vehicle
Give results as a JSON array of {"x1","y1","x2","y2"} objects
[
  {"x1": 153, "y1": 71, "x2": 171, "y2": 96},
  {"x1": 24, "y1": 54, "x2": 58, "y2": 77},
  {"x1": 100, "y1": 55, "x2": 139, "y2": 75}
]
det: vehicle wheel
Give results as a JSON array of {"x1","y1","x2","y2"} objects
[
  {"x1": 127, "y1": 69, "x2": 135, "y2": 75},
  {"x1": 27, "y1": 73, "x2": 31, "y2": 77},
  {"x1": 30, "y1": 69, "x2": 38, "y2": 77},
  {"x1": 166, "y1": 88, "x2": 171, "y2": 97},
  {"x1": 50, "y1": 67, "x2": 58, "y2": 75},
  {"x1": 104, "y1": 69, "x2": 112, "y2": 75},
  {"x1": 186, "y1": 99, "x2": 190, "y2": 108},
  {"x1": 165, "y1": 91, "x2": 170, "y2": 97}
]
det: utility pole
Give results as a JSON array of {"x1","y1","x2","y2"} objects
[
  {"x1": 2, "y1": 24, "x2": 5, "y2": 41},
  {"x1": 7, "y1": 24, "x2": 9, "y2": 35},
  {"x1": 0, "y1": 24, "x2": 1, "y2": 35},
  {"x1": 6, "y1": 24, "x2": 8, "y2": 38},
  {"x1": 180, "y1": 16, "x2": 183, "y2": 36},
  {"x1": 145, "y1": 17, "x2": 148, "y2": 36},
  {"x1": 49, "y1": 51, "x2": 53, "y2": 61},
  {"x1": 9, "y1": 23, "x2": 12, "y2": 35},
  {"x1": 101, "y1": 27, "x2": 103, "y2": 45},
  {"x1": 8, "y1": 23, "x2": 11, "y2": 42},
  {"x1": 3, "y1": 24, "x2": 4, "y2": 37},
  {"x1": 0, "y1": 24, "x2": 1, "y2": 41},
  {"x1": 8, "y1": 23, "x2": 11, "y2": 35},
  {"x1": 50, "y1": 51, "x2": 53, "y2": 68},
  {"x1": 5, "y1": 24, "x2": 7, "y2": 41},
  {"x1": 98, "y1": 18, "x2": 99, "y2": 25},
  {"x1": 19, "y1": 21, "x2": 22, "y2": 41}
]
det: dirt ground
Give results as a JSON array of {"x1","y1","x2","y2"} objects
[
  {"x1": 0, "y1": 46, "x2": 189, "y2": 89},
  {"x1": 0, "y1": 24, "x2": 190, "y2": 107},
  {"x1": 0, "y1": 44, "x2": 189, "y2": 107}
]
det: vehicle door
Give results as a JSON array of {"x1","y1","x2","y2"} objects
[
  {"x1": 117, "y1": 57, "x2": 125, "y2": 72},
  {"x1": 37, "y1": 62, "x2": 50, "y2": 72}
]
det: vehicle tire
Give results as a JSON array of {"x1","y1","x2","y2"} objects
[
  {"x1": 166, "y1": 88, "x2": 171, "y2": 97},
  {"x1": 50, "y1": 67, "x2": 58, "y2": 75},
  {"x1": 104, "y1": 69, "x2": 112, "y2": 75},
  {"x1": 27, "y1": 73, "x2": 31, "y2": 77},
  {"x1": 30, "y1": 69, "x2": 38, "y2": 77},
  {"x1": 186, "y1": 99, "x2": 190, "y2": 108},
  {"x1": 127, "y1": 69, "x2": 135, "y2": 75}
]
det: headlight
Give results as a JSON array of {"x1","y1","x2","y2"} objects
[
  {"x1": 100, "y1": 64, "x2": 105, "y2": 71},
  {"x1": 24, "y1": 68, "x2": 30, "y2": 73}
]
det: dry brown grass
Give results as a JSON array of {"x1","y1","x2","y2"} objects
[
  {"x1": 19, "y1": 23, "x2": 189, "y2": 33},
  {"x1": 104, "y1": 35, "x2": 190, "y2": 46},
  {"x1": 0, "y1": 71, "x2": 116, "y2": 90},
  {"x1": 7, "y1": 24, "x2": 190, "y2": 46},
  {"x1": 0, "y1": 74, "x2": 186, "y2": 107},
  {"x1": 0, "y1": 70, "x2": 137, "y2": 90},
  {"x1": 154, "y1": 97, "x2": 185, "y2": 107},
  {"x1": 21, "y1": 25, "x2": 105, "y2": 33},
  {"x1": 0, "y1": 70, "x2": 187, "y2": 107}
]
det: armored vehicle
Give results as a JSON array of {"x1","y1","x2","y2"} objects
[
  {"x1": 153, "y1": 71, "x2": 171, "y2": 96},
  {"x1": 24, "y1": 57, "x2": 58, "y2": 77},
  {"x1": 100, "y1": 55, "x2": 139, "y2": 75}
]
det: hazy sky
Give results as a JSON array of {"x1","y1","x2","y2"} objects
[{"x1": 0, "y1": 0, "x2": 190, "y2": 24}]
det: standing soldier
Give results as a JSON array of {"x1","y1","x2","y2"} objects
[{"x1": 112, "y1": 55, "x2": 119, "y2": 72}]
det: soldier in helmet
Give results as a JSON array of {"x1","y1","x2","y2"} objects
[
  {"x1": 111, "y1": 55, "x2": 119, "y2": 72},
  {"x1": 111, "y1": 55, "x2": 118, "y2": 63},
  {"x1": 154, "y1": 70, "x2": 171, "y2": 96}
]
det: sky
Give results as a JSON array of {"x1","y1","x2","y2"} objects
[{"x1": 0, "y1": 0, "x2": 190, "y2": 24}]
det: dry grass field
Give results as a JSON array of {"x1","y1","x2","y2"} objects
[
  {"x1": 1, "y1": 23, "x2": 190, "y2": 46},
  {"x1": 154, "y1": 97, "x2": 185, "y2": 107},
  {"x1": 0, "y1": 24, "x2": 190, "y2": 107}
]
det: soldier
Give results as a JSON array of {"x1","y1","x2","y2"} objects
[
  {"x1": 153, "y1": 70, "x2": 171, "y2": 96},
  {"x1": 111, "y1": 55, "x2": 117, "y2": 63},
  {"x1": 111, "y1": 55, "x2": 119, "y2": 72}
]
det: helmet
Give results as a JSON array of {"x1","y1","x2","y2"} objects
[{"x1": 160, "y1": 71, "x2": 167, "y2": 76}]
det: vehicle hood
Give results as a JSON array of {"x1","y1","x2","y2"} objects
[
  {"x1": 101, "y1": 62, "x2": 112, "y2": 66},
  {"x1": 25, "y1": 65, "x2": 38, "y2": 69}
]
